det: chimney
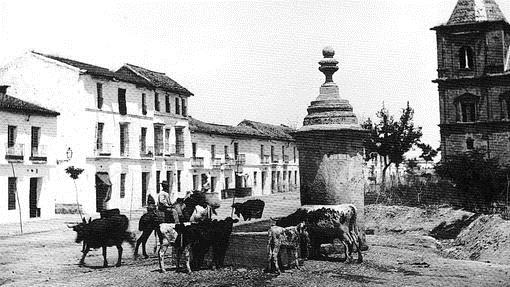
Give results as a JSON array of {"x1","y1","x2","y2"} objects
[{"x1": 0, "y1": 85, "x2": 9, "y2": 97}]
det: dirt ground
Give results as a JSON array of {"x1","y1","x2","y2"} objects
[{"x1": 1, "y1": 193, "x2": 510, "y2": 287}]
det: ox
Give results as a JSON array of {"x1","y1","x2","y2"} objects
[
  {"x1": 266, "y1": 223, "x2": 308, "y2": 274},
  {"x1": 135, "y1": 193, "x2": 218, "y2": 259},
  {"x1": 174, "y1": 217, "x2": 238, "y2": 273},
  {"x1": 71, "y1": 214, "x2": 135, "y2": 267},
  {"x1": 156, "y1": 223, "x2": 179, "y2": 272},
  {"x1": 305, "y1": 206, "x2": 368, "y2": 263},
  {"x1": 232, "y1": 199, "x2": 265, "y2": 221}
]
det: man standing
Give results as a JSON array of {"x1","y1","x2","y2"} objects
[{"x1": 158, "y1": 180, "x2": 180, "y2": 223}]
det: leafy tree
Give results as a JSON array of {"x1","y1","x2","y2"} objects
[
  {"x1": 417, "y1": 143, "x2": 438, "y2": 165},
  {"x1": 435, "y1": 149, "x2": 507, "y2": 211},
  {"x1": 65, "y1": 166, "x2": 84, "y2": 219},
  {"x1": 362, "y1": 102, "x2": 423, "y2": 187}
]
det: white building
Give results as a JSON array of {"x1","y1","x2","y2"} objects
[
  {"x1": 0, "y1": 52, "x2": 193, "y2": 215},
  {"x1": 0, "y1": 86, "x2": 59, "y2": 223},
  {"x1": 189, "y1": 118, "x2": 299, "y2": 198}
]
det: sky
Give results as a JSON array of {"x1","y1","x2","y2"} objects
[{"x1": 2, "y1": 0, "x2": 510, "y2": 148}]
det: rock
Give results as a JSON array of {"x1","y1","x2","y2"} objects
[{"x1": 429, "y1": 213, "x2": 477, "y2": 240}]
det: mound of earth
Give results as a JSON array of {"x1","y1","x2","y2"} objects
[
  {"x1": 365, "y1": 205, "x2": 474, "y2": 235},
  {"x1": 441, "y1": 214, "x2": 510, "y2": 265}
]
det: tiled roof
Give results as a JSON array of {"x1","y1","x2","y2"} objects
[
  {"x1": 121, "y1": 64, "x2": 193, "y2": 96},
  {"x1": 32, "y1": 51, "x2": 115, "y2": 79},
  {"x1": 189, "y1": 117, "x2": 295, "y2": 141},
  {"x1": 0, "y1": 94, "x2": 60, "y2": 116},
  {"x1": 237, "y1": 120, "x2": 295, "y2": 141},
  {"x1": 447, "y1": 0, "x2": 507, "y2": 25}
]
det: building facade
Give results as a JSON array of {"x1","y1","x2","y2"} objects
[
  {"x1": 433, "y1": 0, "x2": 510, "y2": 162},
  {"x1": 0, "y1": 86, "x2": 59, "y2": 223},
  {"x1": 189, "y1": 118, "x2": 299, "y2": 198},
  {"x1": 0, "y1": 52, "x2": 193, "y2": 215}
]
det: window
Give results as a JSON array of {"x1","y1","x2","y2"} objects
[
  {"x1": 224, "y1": 145, "x2": 229, "y2": 159},
  {"x1": 294, "y1": 171, "x2": 298, "y2": 185},
  {"x1": 466, "y1": 138, "x2": 474, "y2": 150},
  {"x1": 234, "y1": 142, "x2": 239, "y2": 160},
  {"x1": 8, "y1": 125, "x2": 16, "y2": 147},
  {"x1": 97, "y1": 83, "x2": 103, "y2": 109},
  {"x1": 165, "y1": 128, "x2": 171, "y2": 155},
  {"x1": 120, "y1": 173, "x2": 126, "y2": 198},
  {"x1": 260, "y1": 145, "x2": 264, "y2": 162},
  {"x1": 118, "y1": 88, "x2": 127, "y2": 115},
  {"x1": 181, "y1": 98, "x2": 187, "y2": 116},
  {"x1": 166, "y1": 171, "x2": 173, "y2": 191},
  {"x1": 271, "y1": 171, "x2": 276, "y2": 192},
  {"x1": 193, "y1": 174, "x2": 199, "y2": 190},
  {"x1": 459, "y1": 46, "x2": 474, "y2": 70},
  {"x1": 293, "y1": 146, "x2": 296, "y2": 162},
  {"x1": 155, "y1": 92, "x2": 160, "y2": 112},
  {"x1": 8, "y1": 177, "x2": 16, "y2": 210},
  {"x1": 211, "y1": 177, "x2": 216, "y2": 192},
  {"x1": 262, "y1": 171, "x2": 266, "y2": 192},
  {"x1": 211, "y1": 145, "x2": 216, "y2": 159},
  {"x1": 253, "y1": 171, "x2": 257, "y2": 187},
  {"x1": 192, "y1": 143, "x2": 197, "y2": 158},
  {"x1": 140, "y1": 127, "x2": 147, "y2": 153},
  {"x1": 282, "y1": 146, "x2": 285, "y2": 157},
  {"x1": 156, "y1": 170, "x2": 161, "y2": 193},
  {"x1": 165, "y1": 95, "x2": 170, "y2": 113},
  {"x1": 96, "y1": 123, "x2": 104, "y2": 151},
  {"x1": 175, "y1": 97, "x2": 181, "y2": 115},
  {"x1": 455, "y1": 94, "x2": 478, "y2": 122},
  {"x1": 31, "y1": 127, "x2": 40, "y2": 157},
  {"x1": 271, "y1": 146, "x2": 275, "y2": 162},
  {"x1": 177, "y1": 170, "x2": 182, "y2": 193},
  {"x1": 175, "y1": 128, "x2": 184, "y2": 155},
  {"x1": 120, "y1": 123, "x2": 129, "y2": 156},
  {"x1": 142, "y1": 93, "x2": 147, "y2": 115},
  {"x1": 154, "y1": 125, "x2": 163, "y2": 156}
]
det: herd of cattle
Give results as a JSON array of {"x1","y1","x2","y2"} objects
[{"x1": 70, "y1": 196, "x2": 368, "y2": 274}]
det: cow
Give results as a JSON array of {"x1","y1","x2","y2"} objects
[
  {"x1": 232, "y1": 199, "x2": 265, "y2": 221},
  {"x1": 305, "y1": 206, "x2": 368, "y2": 263},
  {"x1": 174, "y1": 217, "x2": 238, "y2": 273},
  {"x1": 266, "y1": 223, "x2": 309, "y2": 274},
  {"x1": 71, "y1": 214, "x2": 135, "y2": 268},
  {"x1": 135, "y1": 193, "x2": 218, "y2": 259},
  {"x1": 156, "y1": 223, "x2": 179, "y2": 273}
]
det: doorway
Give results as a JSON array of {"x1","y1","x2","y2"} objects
[
  {"x1": 29, "y1": 178, "x2": 40, "y2": 218},
  {"x1": 95, "y1": 172, "x2": 112, "y2": 212}
]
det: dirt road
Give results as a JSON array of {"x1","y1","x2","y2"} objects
[{"x1": 0, "y1": 192, "x2": 509, "y2": 286}]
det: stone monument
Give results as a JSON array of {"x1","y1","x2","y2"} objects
[{"x1": 294, "y1": 47, "x2": 368, "y2": 224}]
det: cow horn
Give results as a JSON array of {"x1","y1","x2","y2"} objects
[{"x1": 67, "y1": 224, "x2": 74, "y2": 228}]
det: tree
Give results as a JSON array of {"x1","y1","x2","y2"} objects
[
  {"x1": 362, "y1": 102, "x2": 423, "y2": 187},
  {"x1": 417, "y1": 143, "x2": 438, "y2": 165},
  {"x1": 65, "y1": 166, "x2": 84, "y2": 219}
]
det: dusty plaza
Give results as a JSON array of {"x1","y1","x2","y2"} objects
[{"x1": 4, "y1": 0, "x2": 510, "y2": 286}]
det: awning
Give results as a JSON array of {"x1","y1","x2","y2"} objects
[{"x1": 96, "y1": 173, "x2": 112, "y2": 186}]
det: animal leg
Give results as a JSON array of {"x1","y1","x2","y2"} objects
[
  {"x1": 184, "y1": 245, "x2": 192, "y2": 273},
  {"x1": 158, "y1": 243, "x2": 168, "y2": 273},
  {"x1": 116, "y1": 244, "x2": 123, "y2": 267},
  {"x1": 273, "y1": 246, "x2": 281, "y2": 274},
  {"x1": 293, "y1": 248, "x2": 300, "y2": 269},
  {"x1": 102, "y1": 246, "x2": 108, "y2": 267},
  {"x1": 341, "y1": 240, "x2": 352, "y2": 263},
  {"x1": 79, "y1": 246, "x2": 90, "y2": 266},
  {"x1": 153, "y1": 230, "x2": 158, "y2": 254},
  {"x1": 175, "y1": 247, "x2": 181, "y2": 271},
  {"x1": 135, "y1": 231, "x2": 150, "y2": 259}
]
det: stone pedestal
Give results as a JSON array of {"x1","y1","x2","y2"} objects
[{"x1": 295, "y1": 47, "x2": 368, "y2": 224}]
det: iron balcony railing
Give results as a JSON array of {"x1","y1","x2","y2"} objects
[
  {"x1": 283, "y1": 155, "x2": 290, "y2": 164},
  {"x1": 95, "y1": 142, "x2": 112, "y2": 156},
  {"x1": 30, "y1": 145, "x2": 47, "y2": 161},
  {"x1": 154, "y1": 144, "x2": 164, "y2": 156},
  {"x1": 261, "y1": 154, "x2": 270, "y2": 164},
  {"x1": 191, "y1": 157, "x2": 204, "y2": 168},
  {"x1": 5, "y1": 143, "x2": 24, "y2": 160},
  {"x1": 235, "y1": 154, "x2": 246, "y2": 166},
  {"x1": 140, "y1": 145, "x2": 154, "y2": 158},
  {"x1": 271, "y1": 155, "x2": 280, "y2": 164},
  {"x1": 212, "y1": 158, "x2": 222, "y2": 168}
]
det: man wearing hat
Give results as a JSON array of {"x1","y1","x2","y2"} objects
[{"x1": 158, "y1": 180, "x2": 180, "y2": 223}]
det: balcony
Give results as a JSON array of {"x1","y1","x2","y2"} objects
[
  {"x1": 165, "y1": 144, "x2": 185, "y2": 157},
  {"x1": 30, "y1": 145, "x2": 47, "y2": 162},
  {"x1": 140, "y1": 145, "x2": 154, "y2": 158},
  {"x1": 5, "y1": 143, "x2": 24, "y2": 161},
  {"x1": 223, "y1": 156, "x2": 235, "y2": 167},
  {"x1": 271, "y1": 155, "x2": 280, "y2": 166},
  {"x1": 191, "y1": 157, "x2": 204, "y2": 168},
  {"x1": 120, "y1": 144, "x2": 129, "y2": 157},
  {"x1": 95, "y1": 142, "x2": 112, "y2": 156},
  {"x1": 212, "y1": 158, "x2": 222, "y2": 169},
  {"x1": 283, "y1": 155, "x2": 290, "y2": 164},
  {"x1": 235, "y1": 154, "x2": 246, "y2": 166},
  {"x1": 154, "y1": 144, "x2": 164, "y2": 157},
  {"x1": 261, "y1": 154, "x2": 270, "y2": 164}
]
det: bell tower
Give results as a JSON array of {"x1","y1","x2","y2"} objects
[{"x1": 432, "y1": 0, "x2": 510, "y2": 162}]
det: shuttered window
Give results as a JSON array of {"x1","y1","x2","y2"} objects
[
  {"x1": 8, "y1": 177, "x2": 16, "y2": 210},
  {"x1": 140, "y1": 127, "x2": 147, "y2": 153},
  {"x1": 155, "y1": 92, "x2": 160, "y2": 112},
  {"x1": 154, "y1": 126, "x2": 163, "y2": 156},
  {"x1": 142, "y1": 93, "x2": 147, "y2": 115},
  {"x1": 7, "y1": 126, "x2": 16, "y2": 147},
  {"x1": 96, "y1": 123, "x2": 104, "y2": 151},
  {"x1": 97, "y1": 83, "x2": 103, "y2": 109},
  {"x1": 181, "y1": 98, "x2": 187, "y2": 116},
  {"x1": 175, "y1": 128, "x2": 184, "y2": 155},
  {"x1": 118, "y1": 88, "x2": 127, "y2": 115},
  {"x1": 175, "y1": 97, "x2": 181, "y2": 115},
  {"x1": 165, "y1": 95, "x2": 170, "y2": 113},
  {"x1": 120, "y1": 123, "x2": 129, "y2": 156},
  {"x1": 31, "y1": 127, "x2": 40, "y2": 157},
  {"x1": 120, "y1": 173, "x2": 126, "y2": 198}
]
